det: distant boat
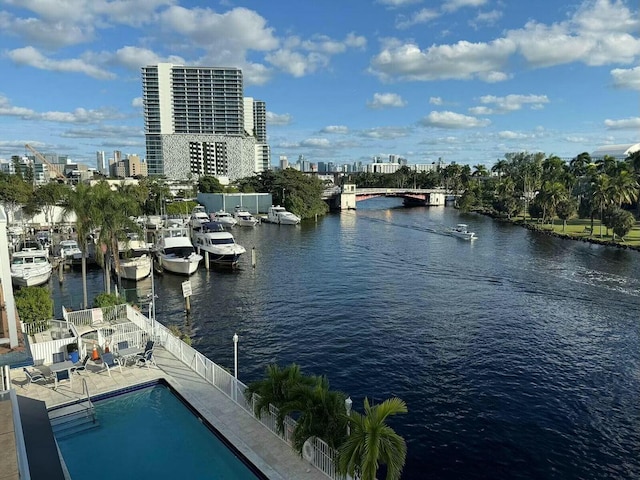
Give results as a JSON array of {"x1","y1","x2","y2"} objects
[
  {"x1": 190, "y1": 205, "x2": 210, "y2": 228},
  {"x1": 58, "y1": 239, "x2": 83, "y2": 264},
  {"x1": 11, "y1": 248, "x2": 52, "y2": 287},
  {"x1": 446, "y1": 224, "x2": 477, "y2": 240},
  {"x1": 233, "y1": 206, "x2": 259, "y2": 227},
  {"x1": 266, "y1": 205, "x2": 301, "y2": 225}
]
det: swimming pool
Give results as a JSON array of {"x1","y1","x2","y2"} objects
[{"x1": 55, "y1": 382, "x2": 266, "y2": 479}]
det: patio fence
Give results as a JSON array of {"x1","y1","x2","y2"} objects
[{"x1": 121, "y1": 304, "x2": 344, "y2": 480}]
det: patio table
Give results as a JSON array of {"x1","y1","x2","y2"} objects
[
  {"x1": 50, "y1": 360, "x2": 74, "y2": 389},
  {"x1": 116, "y1": 347, "x2": 144, "y2": 366}
]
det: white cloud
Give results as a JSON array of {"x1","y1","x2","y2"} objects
[
  {"x1": 321, "y1": 125, "x2": 349, "y2": 134},
  {"x1": 367, "y1": 93, "x2": 407, "y2": 109},
  {"x1": 471, "y1": 9, "x2": 503, "y2": 27},
  {"x1": 266, "y1": 112, "x2": 292, "y2": 126},
  {"x1": 378, "y1": 0, "x2": 422, "y2": 7},
  {"x1": 359, "y1": 127, "x2": 411, "y2": 139},
  {"x1": 111, "y1": 46, "x2": 185, "y2": 71},
  {"x1": 61, "y1": 125, "x2": 143, "y2": 138},
  {"x1": 468, "y1": 106, "x2": 493, "y2": 115},
  {"x1": 0, "y1": 95, "x2": 124, "y2": 123},
  {"x1": 301, "y1": 138, "x2": 331, "y2": 148},
  {"x1": 611, "y1": 67, "x2": 640, "y2": 90},
  {"x1": 477, "y1": 94, "x2": 550, "y2": 113},
  {"x1": 370, "y1": 38, "x2": 515, "y2": 82},
  {"x1": 7, "y1": 46, "x2": 115, "y2": 79},
  {"x1": 429, "y1": 97, "x2": 444, "y2": 105},
  {"x1": 369, "y1": 0, "x2": 640, "y2": 83},
  {"x1": 420, "y1": 111, "x2": 491, "y2": 128},
  {"x1": 442, "y1": 0, "x2": 488, "y2": 12},
  {"x1": 498, "y1": 131, "x2": 531, "y2": 139},
  {"x1": 604, "y1": 117, "x2": 640, "y2": 129},
  {"x1": 395, "y1": 8, "x2": 440, "y2": 29},
  {"x1": 131, "y1": 97, "x2": 143, "y2": 108}
]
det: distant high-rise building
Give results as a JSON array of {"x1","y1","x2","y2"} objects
[
  {"x1": 96, "y1": 151, "x2": 107, "y2": 174},
  {"x1": 141, "y1": 63, "x2": 262, "y2": 180},
  {"x1": 279, "y1": 156, "x2": 288, "y2": 170}
]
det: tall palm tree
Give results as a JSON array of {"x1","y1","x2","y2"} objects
[
  {"x1": 62, "y1": 183, "x2": 100, "y2": 308},
  {"x1": 338, "y1": 397, "x2": 408, "y2": 480},
  {"x1": 590, "y1": 174, "x2": 613, "y2": 238}
]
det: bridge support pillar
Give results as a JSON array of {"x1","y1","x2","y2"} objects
[{"x1": 340, "y1": 184, "x2": 357, "y2": 210}]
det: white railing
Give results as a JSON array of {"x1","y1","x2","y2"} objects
[{"x1": 20, "y1": 320, "x2": 52, "y2": 337}]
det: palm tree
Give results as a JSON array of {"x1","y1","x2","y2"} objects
[
  {"x1": 62, "y1": 183, "x2": 100, "y2": 308},
  {"x1": 244, "y1": 363, "x2": 315, "y2": 434},
  {"x1": 283, "y1": 375, "x2": 349, "y2": 452},
  {"x1": 338, "y1": 397, "x2": 408, "y2": 480},
  {"x1": 590, "y1": 174, "x2": 613, "y2": 238}
]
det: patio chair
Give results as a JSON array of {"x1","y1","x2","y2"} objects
[
  {"x1": 101, "y1": 352, "x2": 123, "y2": 377},
  {"x1": 71, "y1": 355, "x2": 90, "y2": 375},
  {"x1": 23, "y1": 367, "x2": 53, "y2": 388},
  {"x1": 136, "y1": 349, "x2": 155, "y2": 369}
]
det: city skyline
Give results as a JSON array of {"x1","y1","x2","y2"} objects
[{"x1": 0, "y1": 0, "x2": 638, "y2": 169}]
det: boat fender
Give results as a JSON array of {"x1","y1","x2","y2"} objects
[{"x1": 302, "y1": 438, "x2": 314, "y2": 463}]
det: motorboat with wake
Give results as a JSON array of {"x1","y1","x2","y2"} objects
[
  {"x1": 192, "y1": 221, "x2": 246, "y2": 268},
  {"x1": 233, "y1": 206, "x2": 259, "y2": 227},
  {"x1": 446, "y1": 224, "x2": 477, "y2": 240},
  {"x1": 155, "y1": 225, "x2": 203, "y2": 275},
  {"x1": 266, "y1": 205, "x2": 301, "y2": 225},
  {"x1": 11, "y1": 246, "x2": 52, "y2": 287}
]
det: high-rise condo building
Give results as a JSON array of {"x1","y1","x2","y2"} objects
[{"x1": 141, "y1": 63, "x2": 270, "y2": 180}]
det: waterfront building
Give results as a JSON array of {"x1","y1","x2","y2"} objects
[
  {"x1": 142, "y1": 63, "x2": 268, "y2": 180},
  {"x1": 96, "y1": 151, "x2": 107, "y2": 175},
  {"x1": 591, "y1": 143, "x2": 640, "y2": 161}
]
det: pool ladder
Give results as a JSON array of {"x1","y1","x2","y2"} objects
[{"x1": 49, "y1": 378, "x2": 99, "y2": 439}]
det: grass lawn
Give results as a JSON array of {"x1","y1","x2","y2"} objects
[{"x1": 515, "y1": 216, "x2": 640, "y2": 248}]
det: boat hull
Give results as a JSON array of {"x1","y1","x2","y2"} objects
[
  {"x1": 11, "y1": 267, "x2": 52, "y2": 287},
  {"x1": 116, "y1": 258, "x2": 152, "y2": 281},
  {"x1": 157, "y1": 254, "x2": 202, "y2": 275}
]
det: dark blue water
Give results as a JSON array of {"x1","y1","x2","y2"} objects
[{"x1": 51, "y1": 198, "x2": 640, "y2": 479}]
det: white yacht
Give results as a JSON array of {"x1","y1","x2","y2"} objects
[
  {"x1": 58, "y1": 239, "x2": 83, "y2": 264},
  {"x1": 11, "y1": 248, "x2": 52, "y2": 287},
  {"x1": 210, "y1": 210, "x2": 237, "y2": 228},
  {"x1": 155, "y1": 226, "x2": 203, "y2": 275},
  {"x1": 447, "y1": 224, "x2": 477, "y2": 240},
  {"x1": 114, "y1": 236, "x2": 152, "y2": 281},
  {"x1": 267, "y1": 205, "x2": 301, "y2": 225},
  {"x1": 233, "y1": 206, "x2": 259, "y2": 227},
  {"x1": 192, "y1": 221, "x2": 246, "y2": 268},
  {"x1": 190, "y1": 205, "x2": 210, "y2": 228}
]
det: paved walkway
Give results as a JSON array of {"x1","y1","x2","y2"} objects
[{"x1": 13, "y1": 348, "x2": 328, "y2": 480}]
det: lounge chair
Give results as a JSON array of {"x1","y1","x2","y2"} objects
[
  {"x1": 71, "y1": 355, "x2": 90, "y2": 375},
  {"x1": 23, "y1": 367, "x2": 53, "y2": 388},
  {"x1": 101, "y1": 352, "x2": 123, "y2": 377},
  {"x1": 136, "y1": 349, "x2": 155, "y2": 369}
]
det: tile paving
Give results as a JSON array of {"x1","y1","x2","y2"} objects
[{"x1": 11, "y1": 347, "x2": 329, "y2": 480}]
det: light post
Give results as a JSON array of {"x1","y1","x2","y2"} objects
[
  {"x1": 345, "y1": 396, "x2": 352, "y2": 436},
  {"x1": 233, "y1": 333, "x2": 239, "y2": 379}
]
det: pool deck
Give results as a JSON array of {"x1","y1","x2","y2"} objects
[{"x1": 11, "y1": 347, "x2": 329, "y2": 480}]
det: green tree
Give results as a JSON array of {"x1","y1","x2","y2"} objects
[
  {"x1": 244, "y1": 363, "x2": 316, "y2": 434},
  {"x1": 0, "y1": 173, "x2": 31, "y2": 223},
  {"x1": 62, "y1": 182, "x2": 100, "y2": 308},
  {"x1": 556, "y1": 198, "x2": 577, "y2": 232},
  {"x1": 338, "y1": 397, "x2": 408, "y2": 480},
  {"x1": 35, "y1": 182, "x2": 69, "y2": 228},
  {"x1": 610, "y1": 208, "x2": 636, "y2": 240},
  {"x1": 198, "y1": 175, "x2": 225, "y2": 193},
  {"x1": 14, "y1": 286, "x2": 53, "y2": 328}
]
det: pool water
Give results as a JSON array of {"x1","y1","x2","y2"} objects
[{"x1": 56, "y1": 384, "x2": 263, "y2": 479}]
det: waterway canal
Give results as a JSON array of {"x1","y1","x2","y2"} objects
[{"x1": 51, "y1": 197, "x2": 640, "y2": 479}]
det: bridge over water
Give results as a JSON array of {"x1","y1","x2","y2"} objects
[{"x1": 322, "y1": 185, "x2": 448, "y2": 210}]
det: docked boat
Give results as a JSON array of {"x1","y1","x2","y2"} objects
[
  {"x1": 446, "y1": 224, "x2": 477, "y2": 240},
  {"x1": 190, "y1": 205, "x2": 210, "y2": 228},
  {"x1": 267, "y1": 205, "x2": 301, "y2": 225},
  {"x1": 210, "y1": 210, "x2": 237, "y2": 228},
  {"x1": 114, "y1": 236, "x2": 152, "y2": 281},
  {"x1": 155, "y1": 226, "x2": 203, "y2": 275},
  {"x1": 11, "y1": 248, "x2": 53, "y2": 287},
  {"x1": 233, "y1": 206, "x2": 259, "y2": 227},
  {"x1": 192, "y1": 221, "x2": 246, "y2": 268},
  {"x1": 58, "y1": 239, "x2": 83, "y2": 264}
]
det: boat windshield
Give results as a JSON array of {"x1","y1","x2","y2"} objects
[
  {"x1": 209, "y1": 238, "x2": 235, "y2": 245},
  {"x1": 163, "y1": 246, "x2": 194, "y2": 258}
]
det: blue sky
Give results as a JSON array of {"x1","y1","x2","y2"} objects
[{"x1": 0, "y1": 0, "x2": 638, "y2": 170}]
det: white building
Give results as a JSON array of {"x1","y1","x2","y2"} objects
[
  {"x1": 142, "y1": 63, "x2": 269, "y2": 180},
  {"x1": 591, "y1": 143, "x2": 640, "y2": 160}
]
